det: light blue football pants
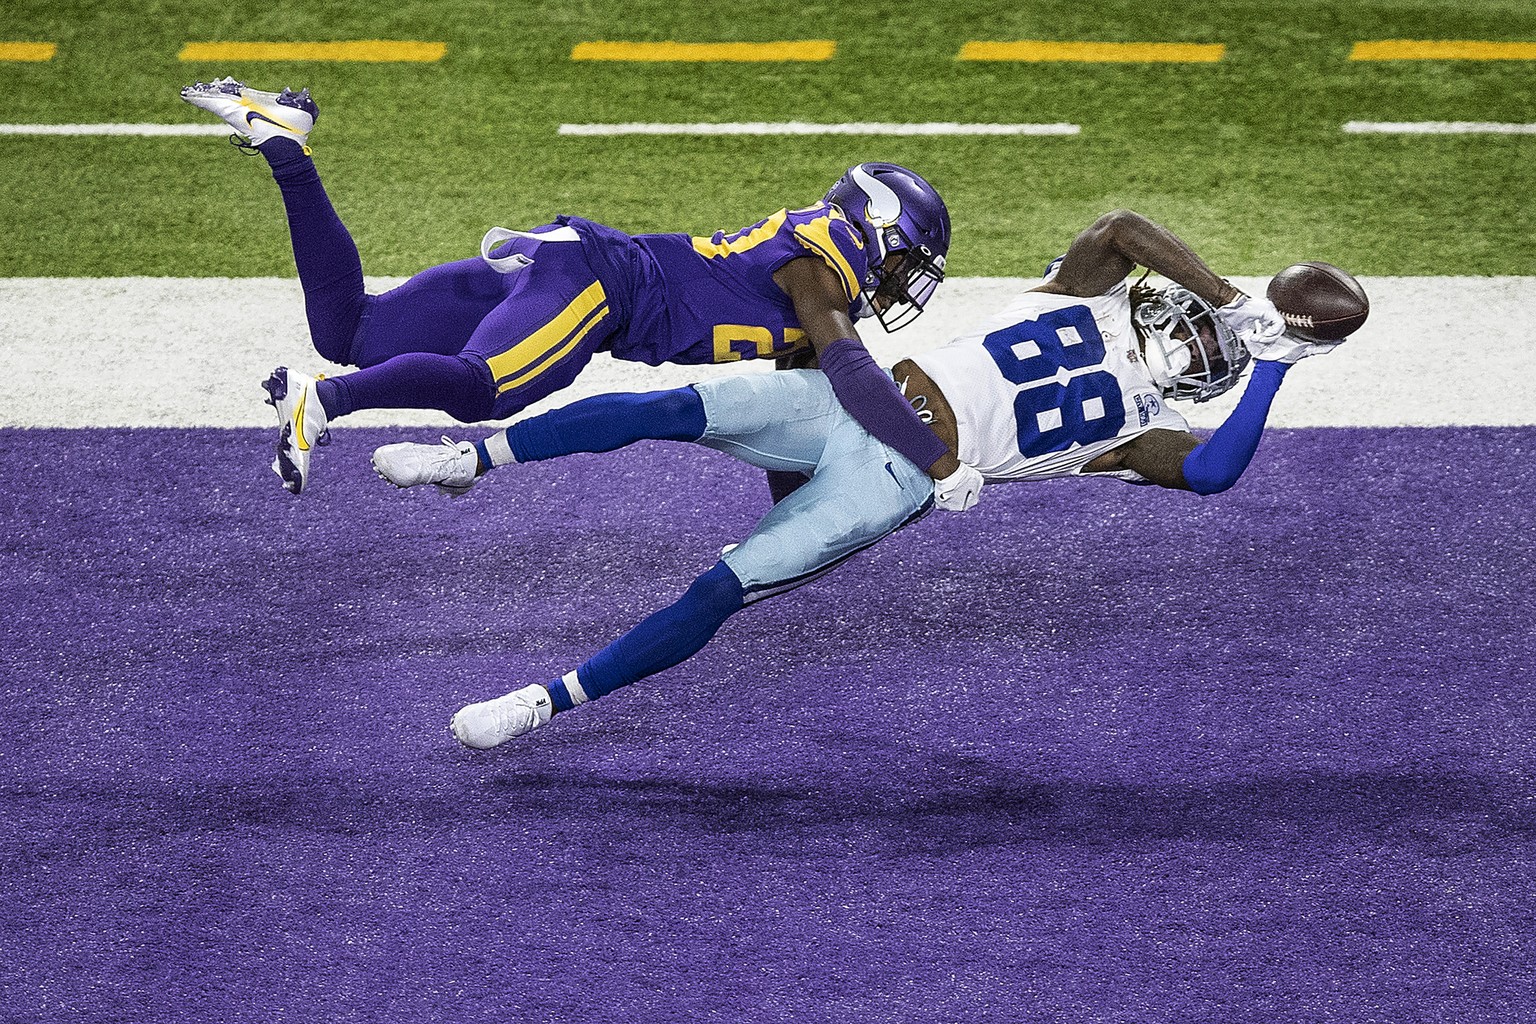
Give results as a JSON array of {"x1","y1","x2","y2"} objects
[{"x1": 694, "y1": 370, "x2": 935, "y2": 603}]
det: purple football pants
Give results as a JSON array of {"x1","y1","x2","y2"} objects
[{"x1": 261, "y1": 141, "x2": 616, "y2": 423}]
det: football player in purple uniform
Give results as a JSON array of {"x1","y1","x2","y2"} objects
[
  {"x1": 370, "y1": 210, "x2": 1339, "y2": 750},
  {"x1": 179, "y1": 78, "x2": 970, "y2": 507}
]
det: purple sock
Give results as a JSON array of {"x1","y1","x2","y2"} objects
[
  {"x1": 260, "y1": 140, "x2": 367, "y2": 365},
  {"x1": 316, "y1": 354, "x2": 494, "y2": 422}
]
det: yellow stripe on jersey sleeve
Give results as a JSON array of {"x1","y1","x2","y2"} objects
[
  {"x1": 692, "y1": 209, "x2": 789, "y2": 259},
  {"x1": 792, "y1": 214, "x2": 862, "y2": 304}
]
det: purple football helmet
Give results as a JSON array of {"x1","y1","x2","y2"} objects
[{"x1": 823, "y1": 162, "x2": 951, "y2": 331}]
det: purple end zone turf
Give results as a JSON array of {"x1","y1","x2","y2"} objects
[{"x1": 1, "y1": 427, "x2": 1533, "y2": 1023}]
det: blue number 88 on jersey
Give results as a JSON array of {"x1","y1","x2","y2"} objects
[{"x1": 981, "y1": 305, "x2": 1127, "y2": 457}]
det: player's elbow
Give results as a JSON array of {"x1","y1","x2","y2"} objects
[
  {"x1": 1185, "y1": 475, "x2": 1237, "y2": 496},
  {"x1": 1179, "y1": 447, "x2": 1244, "y2": 495},
  {"x1": 1093, "y1": 208, "x2": 1149, "y2": 238}
]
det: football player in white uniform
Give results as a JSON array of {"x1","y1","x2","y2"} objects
[{"x1": 371, "y1": 210, "x2": 1335, "y2": 749}]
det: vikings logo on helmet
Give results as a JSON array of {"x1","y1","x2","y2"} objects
[{"x1": 823, "y1": 162, "x2": 951, "y2": 331}]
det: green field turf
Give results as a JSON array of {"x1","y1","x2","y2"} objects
[{"x1": 1, "y1": 0, "x2": 1532, "y2": 278}]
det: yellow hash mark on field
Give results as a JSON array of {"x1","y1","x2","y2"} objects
[
  {"x1": 960, "y1": 41, "x2": 1224, "y2": 62},
  {"x1": 0, "y1": 42, "x2": 57, "y2": 62},
  {"x1": 572, "y1": 40, "x2": 835, "y2": 62},
  {"x1": 178, "y1": 41, "x2": 447, "y2": 63},
  {"x1": 1351, "y1": 40, "x2": 1536, "y2": 60}
]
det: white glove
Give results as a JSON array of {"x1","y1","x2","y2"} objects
[
  {"x1": 1217, "y1": 294, "x2": 1286, "y2": 345},
  {"x1": 1244, "y1": 331, "x2": 1345, "y2": 364},
  {"x1": 934, "y1": 463, "x2": 984, "y2": 512}
]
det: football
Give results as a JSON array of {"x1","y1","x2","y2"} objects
[{"x1": 1265, "y1": 261, "x2": 1370, "y2": 341}]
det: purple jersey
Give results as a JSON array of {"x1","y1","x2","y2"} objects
[{"x1": 560, "y1": 204, "x2": 874, "y2": 366}]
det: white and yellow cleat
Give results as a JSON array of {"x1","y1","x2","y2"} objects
[
  {"x1": 261, "y1": 366, "x2": 330, "y2": 495},
  {"x1": 451, "y1": 684, "x2": 554, "y2": 750},
  {"x1": 179, "y1": 76, "x2": 318, "y2": 149},
  {"x1": 371, "y1": 436, "x2": 481, "y2": 497}
]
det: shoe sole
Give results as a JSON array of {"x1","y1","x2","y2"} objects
[
  {"x1": 262, "y1": 369, "x2": 305, "y2": 495},
  {"x1": 371, "y1": 459, "x2": 409, "y2": 490}
]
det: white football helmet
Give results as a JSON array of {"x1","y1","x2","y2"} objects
[{"x1": 1133, "y1": 286, "x2": 1252, "y2": 403}]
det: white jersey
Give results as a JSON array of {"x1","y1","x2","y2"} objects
[{"x1": 911, "y1": 279, "x2": 1189, "y2": 483}]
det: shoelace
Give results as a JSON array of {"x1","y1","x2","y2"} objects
[{"x1": 491, "y1": 695, "x2": 532, "y2": 738}]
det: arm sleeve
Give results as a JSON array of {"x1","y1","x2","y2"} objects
[
  {"x1": 819, "y1": 338, "x2": 950, "y2": 473},
  {"x1": 1180, "y1": 360, "x2": 1290, "y2": 495}
]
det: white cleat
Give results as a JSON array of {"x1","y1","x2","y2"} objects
[
  {"x1": 260, "y1": 366, "x2": 330, "y2": 495},
  {"x1": 372, "y1": 436, "x2": 481, "y2": 496},
  {"x1": 451, "y1": 684, "x2": 554, "y2": 749},
  {"x1": 179, "y1": 76, "x2": 319, "y2": 149}
]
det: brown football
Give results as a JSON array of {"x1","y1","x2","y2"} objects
[{"x1": 1265, "y1": 262, "x2": 1370, "y2": 341}]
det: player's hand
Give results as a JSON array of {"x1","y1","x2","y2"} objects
[
  {"x1": 934, "y1": 463, "x2": 983, "y2": 512},
  {"x1": 1244, "y1": 331, "x2": 1344, "y2": 364},
  {"x1": 1217, "y1": 294, "x2": 1286, "y2": 345}
]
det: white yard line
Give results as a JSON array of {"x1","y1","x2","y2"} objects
[
  {"x1": 559, "y1": 122, "x2": 1081, "y2": 136},
  {"x1": 1343, "y1": 121, "x2": 1536, "y2": 134},
  {"x1": 0, "y1": 123, "x2": 230, "y2": 136},
  {"x1": 0, "y1": 276, "x2": 1531, "y2": 429}
]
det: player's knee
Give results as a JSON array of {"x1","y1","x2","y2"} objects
[
  {"x1": 443, "y1": 355, "x2": 499, "y2": 422},
  {"x1": 306, "y1": 287, "x2": 370, "y2": 365}
]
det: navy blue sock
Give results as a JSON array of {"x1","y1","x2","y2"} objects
[
  {"x1": 546, "y1": 561, "x2": 745, "y2": 712},
  {"x1": 497, "y1": 388, "x2": 706, "y2": 464}
]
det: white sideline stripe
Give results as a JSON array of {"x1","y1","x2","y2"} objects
[
  {"x1": 0, "y1": 122, "x2": 1082, "y2": 140},
  {"x1": 559, "y1": 121, "x2": 1082, "y2": 136},
  {"x1": 0, "y1": 123, "x2": 231, "y2": 137},
  {"x1": 1344, "y1": 121, "x2": 1536, "y2": 134},
  {"x1": 0, "y1": 276, "x2": 1532, "y2": 429}
]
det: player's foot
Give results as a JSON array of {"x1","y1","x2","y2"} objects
[
  {"x1": 179, "y1": 77, "x2": 318, "y2": 149},
  {"x1": 260, "y1": 367, "x2": 330, "y2": 495},
  {"x1": 371, "y1": 436, "x2": 481, "y2": 497},
  {"x1": 451, "y1": 684, "x2": 554, "y2": 749}
]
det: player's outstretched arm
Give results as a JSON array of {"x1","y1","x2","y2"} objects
[
  {"x1": 774, "y1": 257, "x2": 982, "y2": 510},
  {"x1": 774, "y1": 256, "x2": 958, "y2": 476},
  {"x1": 1039, "y1": 210, "x2": 1284, "y2": 343},
  {"x1": 1110, "y1": 361, "x2": 1291, "y2": 494},
  {"x1": 1039, "y1": 209, "x2": 1239, "y2": 305}
]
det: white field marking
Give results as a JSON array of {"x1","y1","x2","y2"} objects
[
  {"x1": 0, "y1": 276, "x2": 1532, "y2": 429},
  {"x1": 559, "y1": 122, "x2": 1081, "y2": 136},
  {"x1": 0, "y1": 123, "x2": 231, "y2": 136},
  {"x1": 1344, "y1": 121, "x2": 1536, "y2": 134}
]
